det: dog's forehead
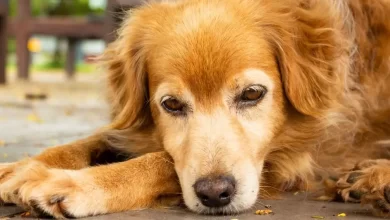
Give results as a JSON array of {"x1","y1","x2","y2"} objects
[
  {"x1": 152, "y1": 45, "x2": 264, "y2": 105},
  {"x1": 150, "y1": 32, "x2": 274, "y2": 102},
  {"x1": 147, "y1": 0, "x2": 277, "y2": 107}
]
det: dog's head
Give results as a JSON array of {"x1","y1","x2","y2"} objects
[{"x1": 104, "y1": 0, "x2": 352, "y2": 214}]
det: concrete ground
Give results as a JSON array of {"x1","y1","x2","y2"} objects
[{"x1": 0, "y1": 73, "x2": 379, "y2": 219}]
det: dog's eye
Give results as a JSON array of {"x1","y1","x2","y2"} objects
[
  {"x1": 240, "y1": 85, "x2": 267, "y2": 103},
  {"x1": 161, "y1": 96, "x2": 186, "y2": 114}
]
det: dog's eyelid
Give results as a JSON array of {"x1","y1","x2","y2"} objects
[
  {"x1": 160, "y1": 95, "x2": 190, "y2": 116},
  {"x1": 160, "y1": 95, "x2": 173, "y2": 104},
  {"x1": 160, "y1": 95, "x2": 187, "y2": 105},
  {"x1": 245, "y1": 84, "x2": 267, "y2": 90},
  {"x1": 233, "y1": 84, "x2": 268, "y2": 109}
]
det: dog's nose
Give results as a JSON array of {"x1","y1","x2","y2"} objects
[{"x1": 193, "y1": 176, "x2": 236, "y2": 207}]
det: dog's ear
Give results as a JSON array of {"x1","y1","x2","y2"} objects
[
  {"x1": 264, "y1": 0, "x2": 353, "y2": 118},
  {"x1": 100, "y1": 9, "x2": 153, "y2": 130},
  {"x1": 98, "y1": 8, "x2": 165, "y2": 155}
]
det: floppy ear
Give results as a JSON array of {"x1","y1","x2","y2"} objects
[
  {"x1": 264, "y1": 0, "x2": 353, "y2": 118},
  {"x1": 97, "y1": 6, "x2": 167, "y2": 156},
  {"x1": 100, "y1": 9, "x2": 152, "y2": 130},
  {"x1": 97, "y1": 3, "x2": 183, "y2": 156}
]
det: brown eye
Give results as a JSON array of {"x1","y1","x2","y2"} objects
[
  {"x1": 240, "y1": 85, "x2": 267, "y2": 102},
  {"x1": 161, "y1": 96, "x2": 186, "y2": 114}
]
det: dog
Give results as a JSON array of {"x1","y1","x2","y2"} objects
[{"x1": 1, "y1": 0, "x2": 390, "y2": 218}]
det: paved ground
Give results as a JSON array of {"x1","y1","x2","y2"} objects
[{"x1": 0, "y1": 73, "x2": 381, "y2": 219}]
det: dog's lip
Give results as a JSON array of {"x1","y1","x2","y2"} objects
[
  {"x1": 194, "y1": 205, "x2": 249, "y2": 215},
  {"x1": 186, "y1": 195, "x2": 253, "y2": 215}
]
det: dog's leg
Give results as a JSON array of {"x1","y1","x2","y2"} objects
[
  {"x1": 336, "y1": 159, "x2": 390, "y2": 217},
  {"x1": 0, "y1": 133, "x2": 118, "y2": 206},
  {"x1": 0, "y1": 151, "x2": 180, "y2": 218},
  {"x1": 33, "y1": 134, "x2": 111, "y2": 169}
]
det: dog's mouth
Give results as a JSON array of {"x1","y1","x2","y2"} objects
[
  {"x1": 195, "y1": 206, "x2": 242, "y2": 215},
  {"x1": 189, "y1": 193, "x2": 256, "y2": 215}
]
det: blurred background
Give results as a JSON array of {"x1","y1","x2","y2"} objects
[{"x1": 0, "y1": 0, "x2": 143, "y2": 162}]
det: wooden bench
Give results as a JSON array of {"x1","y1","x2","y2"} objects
[
  {"x1": 0, "y1": 0, "x2": 144, "y2": 84},
  {"x1": 0, "y1": 0, "x2": 8, "y2": 84}
]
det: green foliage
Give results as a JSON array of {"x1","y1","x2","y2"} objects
[
  {"x1": 8, "y1": 0, "x2": 105, "y2": 17},
  {"x1": 37, "y1": 59, "x2": 65, "y2": 70},
  {"x1": 7, "y1": 38, "x2": 16, "y2": 53}
]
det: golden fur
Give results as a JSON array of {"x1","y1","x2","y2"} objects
[{"x1": 1, "y1": 0, "x2": 390, "y2": 218}]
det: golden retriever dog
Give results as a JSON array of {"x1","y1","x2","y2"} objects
[{"x1": 1, "y1": 0, "x2": 390, "y2": 218}]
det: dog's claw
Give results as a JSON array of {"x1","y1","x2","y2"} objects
[
  {"x1": 336, "y1": 160, "x2": 390, "y2": 217},
  {"x1": 349, "y1": 190, "x2": 364, "y2": 200},
  {"x1": 30, "y1": 199, "x2": 53, "y2": 218},
  {"x1": 346, "y1": 172, "x2": 362, "y2": 184},
  {"x1": 384, "y1": 187, "x2": 390, "y2": 204},
  {"x1": 49, "y1": 195, "x2": 65, "y2": 205},
  {"x1": 374, "y1": 200, "x2": 390, "y2": 213}
]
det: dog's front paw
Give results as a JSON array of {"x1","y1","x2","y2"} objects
[
  {"x1": 0, "y1": 160, "x2": 107, "y2": 218},
  {"x1": 0, "y1": 160, "x2": 32, "y2": 205},
  {"x1": 336, "y1": 159, "x2": 390, "y2": 217}
]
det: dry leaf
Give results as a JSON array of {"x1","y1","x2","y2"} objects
[
  {"x1": 25, "y1": 92, "x2": 47, "y2": 100},
  {"x1": 21, "y1": 211, "x2": 31, "y2": 217},
  {"x1": 0, "y1": 140, "x2": 5, "y2": 147},
  {"x1": 255, "y1": 209, "x2": 273, "y2": 215},
  {"x1": 27, "y1": 113, "x2": 43, "y2": 123},
  {"x1": 337, "y1": 213, "x2": 346, "y2": 217},
  {"x1": 64, "y1": 108, "x2": 74, "y2": 116}
]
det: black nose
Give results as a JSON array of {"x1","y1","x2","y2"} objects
[{"x1": 193, "y1": 176, "x2": 236, "y2": 208}]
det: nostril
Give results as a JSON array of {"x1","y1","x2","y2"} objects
[
  {"x1": 219, "y1": 191, "x2": 230, "y2": 199},
  {"x1": 200, "y1": 194, "x2": 209, "y2": 201}
]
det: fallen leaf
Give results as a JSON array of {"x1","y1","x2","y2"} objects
[
  {"x1": 27, "y1": 113, "x2": 43, "y2": 123},
  {"x1": 316, "y1": 195, "x2": 333, "y2": 201},
  {"x1": 25, "y1": 92, "x2": 47, "y2": 100},
  {"x1": 0, "y1": 140, "x2": 5, "y2": 147},
  {"x1": 64, "y1": 108, "x2": 74, "y2": 116},
  {"x1": 255, "y1": 209, "x2": 273, "y2": 215},
  {"x1": 311, "y1": 216, "x2": 325, "y2": 219},
  {"x1": 337, "y1": 213, "x2": 346, "y2": 217},
  {"x1": 294, "y1": 191, "x2": 299, "y2": 195},
  {"x1": 21, "y1": 211, "x2": 31, "y2": 217}
]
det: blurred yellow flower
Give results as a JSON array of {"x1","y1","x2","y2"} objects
[{"x1": 28, "y1": 38, "x2": 41, "y2": 53}]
